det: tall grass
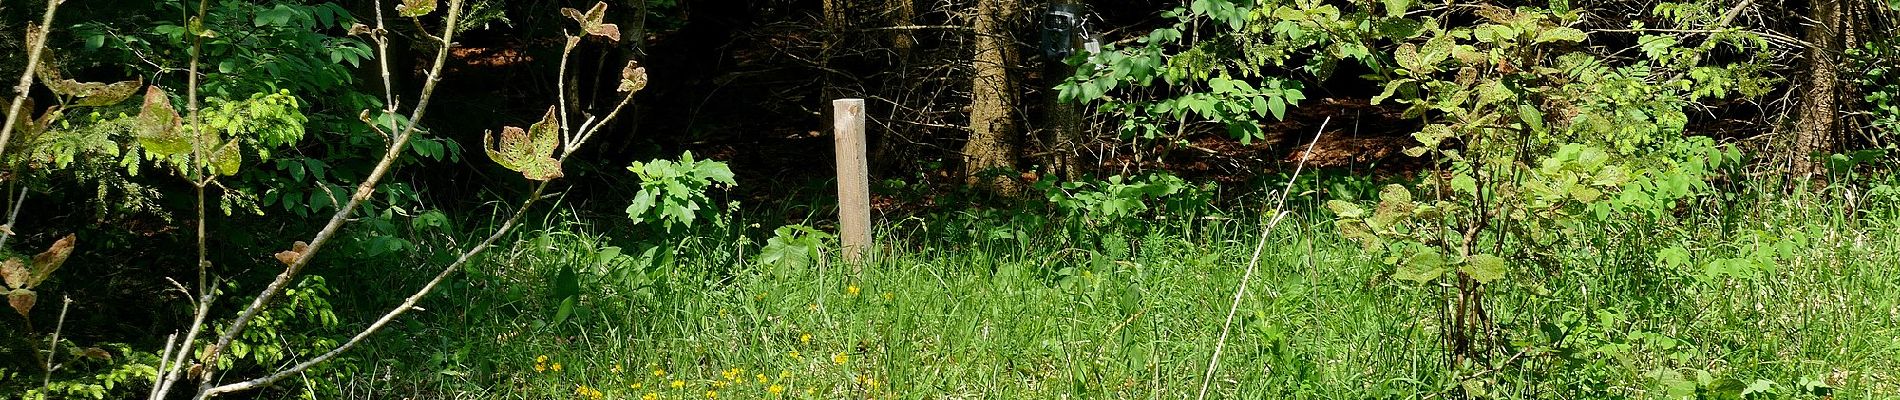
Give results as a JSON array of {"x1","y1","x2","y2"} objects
[{"x1": 338, "y1": 178, "x2": 1900, "y2": 399}]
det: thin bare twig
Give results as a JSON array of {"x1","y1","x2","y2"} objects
[
  {"x1": 0, "y1": 187, "x2": 27, "y2": 249},
  {"x1": 41, "y1": 297, "x2": 73, "y2": 390},
  {"x1": 1196, "y1": 117, "x2": 1330, "y2": 400},
  {"x1": 195, "y1": 4, "x2": 468, "y2": 395},
  {"x1": 0, "y1": 0, "x2": 65, "y2": 165}
]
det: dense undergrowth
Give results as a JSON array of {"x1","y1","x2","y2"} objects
[
  {"x1": 316, "y1": 174, "x2": 1899, "y2": 399},
  {"x1": 5, "y1": 0, "x2": 1899, "y2": 399}
]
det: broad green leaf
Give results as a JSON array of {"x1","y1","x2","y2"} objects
[
  {"x1": 74, "y1": 79, "x2": 143, "y2": 106},
  {"x1": 1326, "y1": 200, "x2": 1365, "y2": 218},
  {"x1": 1473, "y1": 24, "x2": 1514, "y2": 44},
  {"x1": 1413, "y1": 124, "x2": 1453, "y2": 148},
  {"x1": 1742, "y1": 379, "x2": 1777, "y2": 396},
  {"x1": 1476, "y1": 81, "x2": 1513, "y2": 106},
  {"x1": 1517, "y1": 104, "x2": 1547, "y2": 133},
  {"x1": 210, "y1": 140, "x2": 243, "y2": 176},
  {"x1": 1420, "y1": 34, "x2": 1453, "y2": 68},
  {"x1": 396, "y1": 0, "x2": 437, "y2": 17},
  {"x1": 1395, "y1": 248, "x2": 1446, "y2": 283},
  {"x1": 135, "y1": 86, "x2": 190, "y2": 156},
  {"x1": 1379, "y1": 184, "x2": 1412, "y2": 204},
  {"x1": 1338, "y1": 220, "x2": 1382, "y2": 250},
  {"x1": 1373, "y1": 79, "x2": 1412, "y2": 104},
  {"x1": 483, "y1": 106, "x2": 564, "y2": 180},
  {"x1": 1463, "y1": 254, "x2": 1506, "y2": 284},
  {"x1": 1450, "y1": 173, "x2": 1477, "y2": 195},
  {"x1": 1381, "y1": 0, "x2": 1410, "y2": 17},
  {"x1": 1394, "y1": 43, "x2": 1422, "y2": 72},
  {"x1": 550, "y1": 296, "x2": 576, "y2": 326},
  {"x1": 1535, "y1": 27, "x2": 1587, "y2": 44}
]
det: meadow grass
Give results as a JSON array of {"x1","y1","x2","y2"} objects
[{"x1": 341, "y1": 184, "x2": 1900, "y2": 399}]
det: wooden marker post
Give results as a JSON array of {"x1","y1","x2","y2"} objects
[{"x1": 833, "y1": 99, "x2": 872, "y2": 264}]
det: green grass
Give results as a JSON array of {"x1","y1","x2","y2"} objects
[{"x1": 338, "y1": 187, "x2": 1900, "y2": 399}]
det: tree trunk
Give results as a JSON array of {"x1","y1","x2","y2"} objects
[
  {"x1": 886, "y1": 0, "x2": 915, "y2": 61},
  {"x1": 1040, "y1": 0, "x2": 1085, "y2": 182},
  {"x1": 963, "y1": 0, "x2": 1023, "y2": 194},
  {"x1": 1792, "y1": 0, "x2": 1848, "y2": 178}
]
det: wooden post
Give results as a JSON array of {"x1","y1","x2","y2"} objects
[{"x1": 833, "y1": 99, "x2": 872, "y2": 264}]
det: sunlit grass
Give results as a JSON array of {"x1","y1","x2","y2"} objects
[{"x1": 344, "y1": 185, "x2": 1900, "y2": 399}]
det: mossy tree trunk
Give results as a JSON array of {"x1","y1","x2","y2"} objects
[{"x1": 963, "y1": 0, "x2": 1023, "y2": 194}]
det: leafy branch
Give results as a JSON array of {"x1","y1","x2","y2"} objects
[{"x1": 131, "y1": 1, "x2": 650, "y2": 398}]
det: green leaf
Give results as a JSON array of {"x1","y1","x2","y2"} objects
[
  {"x1": 1742, "y1": 379, "x2": 1777, "y2": 396},
  {"x1": 210, "y1": 139, "x2": 243, "y2": 176},
  {"x1": 1412, "y1": 124, "x2": 1453, "y2": 148},
  {"x1": 1449, "y1": 173, "x2": 1477, "y2": 195},
  {"x1": 550, "y1": 296, "x2": 576, "y2": 326},
  {"x1": 1535, "y1": 27, "x2": 1587, "y2": 43},
  {"x1": 1381, "y1": 0, "x2": 1410, "y2": 17},
  {"x1": 483, "y1": 106, "x2": 564, "y2": 180},
  {"x1": 396, "y1": 0, "x2": 437, "y2": 17},
  {"x1": 1517, "y1": 104, "x2": 1547, "y2": 133},
  {"x1": 1395, "y1": 248, "x2": 1446, "y2": 283},
  {"x1": 1394, "y1": 43, "x2": 1422, "y2": 72},
  {"x1": 1373, "y1": 79, "x2": 1412, "y2": 104},
  {"x1": 1463, "y1": 254, "x2": 1506, "y2": 284},
  {"x1": 1379, "y1": 184, "x2": 1412, "y2": 204},
  {"x1": 135, "y1": 86, "x2": 191, "y2": 156},
  {"x1": 1326, "y1": 200, "x2": 1365, "y2": 218}
]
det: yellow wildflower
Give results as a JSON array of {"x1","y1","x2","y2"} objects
[
  {"x1": 632, "y1": 383, "x2": 643, "y2": 390},
  {"x1": 756, "y1": 374, "x2": 767, "y2": 383},
  {"x1": 832, "y1": 352, "x2": 848, "y2": 365},
  {"x1": 643, "y1": 393, "x2": 659, "y2": 400},
  {"x1": 706, "y1": 390, "x2": 718, "y2": 399},
  {"x1": 767, "y1": 384, "x2": 785, "y2": 395},
  {"x1": 723, "y1": 368, "x2": 741, "y2": 381},
  {"x1": 846, "y1": 285, "x2": 860, "y2": 296},
  {"x1": 778, "y1": 371, "x2": 791, "y2": 380},
  {"x1": 575, "y1": 385, "x2": 603, "y2": 400},
  {"x1": 883, "y1": 292, "x2": 894, "y2": 301},
  {"x1": 551, "y1": 362, "x2": 564, "y2": 372},
  {"x1": 800, "y1": 333, "x2": 812, "y2": 344},
  {"x1": 789, "y1": 350, "x2": 801, "y2": 359},
  {"x1": 654, "y1": 368, "x2": 668, "y2": 377},
  {"x1": 672, "y1": 380, "x2": 686, "y2": 389},
  {"x1": 612, "y1": 363, "x2": 623, "y2": 374}
]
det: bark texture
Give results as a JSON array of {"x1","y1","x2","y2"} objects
[
  {"x1": 1791, "y1": 0, "x2": 1863, "y2": 178},
  {"x1": 963, "y1": 0, "x2": 1023, "y2": 194},
  {"x1": 1040, "y1": 0, "x2": 1085, "y2": 182}
]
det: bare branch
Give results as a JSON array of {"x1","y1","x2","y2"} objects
[
  {"x1": 0, "y1": 0, "x2": 66, "y2": 166},
  {"x1": 191, "y1": 1, "x2": 469, "y2": 398}
]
